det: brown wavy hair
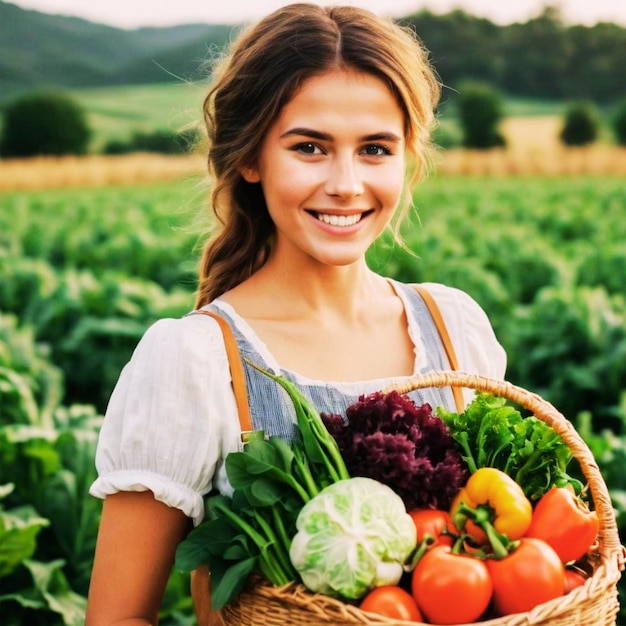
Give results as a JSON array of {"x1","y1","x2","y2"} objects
[{"x1": 195, "y1": 3, "x2": 441, "y2": 307}]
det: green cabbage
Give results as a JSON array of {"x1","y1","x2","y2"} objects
[{"x1": 289, "y1": 477, "x2": 417, "y2": 600}]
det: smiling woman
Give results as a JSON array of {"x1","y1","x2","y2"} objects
[
  {"x1": 84, "y1": 4, "x2": 506, "y2": 626},
  {"x1": 238, "y1": 70, "x2": 406, "y2": 272}
]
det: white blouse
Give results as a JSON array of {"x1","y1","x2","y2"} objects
[{"x1": 89, "y1": 282, "x2": 506, "y2": 525}]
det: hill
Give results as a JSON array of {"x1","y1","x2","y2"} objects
[
  {"x1": 0, "y1": 1, "x2": 234, "y2": 100},
  {"x1": 1, "y1": 1, "x2": 625, "y2": 104}
]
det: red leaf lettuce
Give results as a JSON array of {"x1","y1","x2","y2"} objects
[{"x1": 322, "y1": 391, "x2": 468, "y2": 511}]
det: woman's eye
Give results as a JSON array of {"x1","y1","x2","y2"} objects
[
  {"x1": 294, "y1": 142, "x2": 322, "y2": 155},
  {"x1": 363, "y1": 144, "x2": 391, "y2": 156}
]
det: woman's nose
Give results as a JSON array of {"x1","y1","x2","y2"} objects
[{"x1": 325, "y1": 154, "x2": 364, "y2": 199}]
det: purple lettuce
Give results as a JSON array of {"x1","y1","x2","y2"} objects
[{"x1": 322, "y1": 391, "x2": 468, "y2": 511}]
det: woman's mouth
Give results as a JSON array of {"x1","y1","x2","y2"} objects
[{"x1": 312, "y1": 211, "x2": 369, "y2": 227}]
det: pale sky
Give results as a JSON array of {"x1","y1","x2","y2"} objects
[{"x1": 8, "y1": 0, "x2": 626, "y2": 28}]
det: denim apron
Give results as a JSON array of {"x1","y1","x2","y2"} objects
[{"x1": 206, "y1": 282, "x2": 456, "y2": 442}]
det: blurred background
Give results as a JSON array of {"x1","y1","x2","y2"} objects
[{"x1": 0, "y1": 1, "x2": 625, "y2": 624}]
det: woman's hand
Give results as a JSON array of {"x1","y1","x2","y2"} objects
[{"x1": 86, "y1": 491, "x2": 190, "y2": 626}]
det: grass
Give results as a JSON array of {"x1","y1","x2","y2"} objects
[{"x1": 69, "y1": 82, "x2": 208, "y2": 151}]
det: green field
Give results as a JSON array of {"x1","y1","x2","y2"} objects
[
  {"x1": 66, "y1": 83, "x2": 578, "y2": 152},
  {"x1": 1, "y1": 176, "x2": 625, "y2": 625},
  {"x1": 68, "y1": 82, "x2": 208, "y2": 151}
]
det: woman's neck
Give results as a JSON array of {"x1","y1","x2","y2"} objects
[{"x1": 223, "y1": 256, "x2": 389, "y2": 322}]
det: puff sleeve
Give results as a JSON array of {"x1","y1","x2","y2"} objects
[{"x1": 89, "y1": 314, "x2": 241, "y2": 526}]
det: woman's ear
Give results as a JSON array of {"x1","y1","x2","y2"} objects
[{"x1": 240, "y1": 164, "x2": 261, "y2": 183}]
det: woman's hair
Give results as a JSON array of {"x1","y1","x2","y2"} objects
[{"x1": 195, "y1": 3, "x2": 441, "y2": 306}]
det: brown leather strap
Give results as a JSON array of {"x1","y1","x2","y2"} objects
[
  {"x1": 413, "y1": 285, "x2": 465, "y2": 414},
  {"x1": 193, "y1": 309, "x2": 253, "y2": 438},
  {"x1": 190, "y1": 565, "x2": 225, "y2": 626},
  {"x1": 190, "y1": 310, "x2": 250, "y2": 624}
]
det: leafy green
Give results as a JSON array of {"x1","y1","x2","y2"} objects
[
  {"x1": 0, "y1": 485, "x2": 49, "y2": 578},
  {"x1": 175, "y1": 374, "x2": 351, "y2": 609},
  {"x1": 438, "y1": 392, "x2": 582, "y2": 501},
  {"x1": 0, "y1": 559, "x2": 87, "y2": 626}
]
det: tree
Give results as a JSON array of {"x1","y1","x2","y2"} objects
[
  {"x1": 559, "y1": 101, "x2": 599, "y2": 146},
  {"x1": 612, "y1": 99, "x2": 626, "y2": 146},
  {"x1": 0, "y1": 92, "x2": 91, "y2": 157},
  {"x1": 456, "y1": 82, "x2": 505, "y2": 149}
]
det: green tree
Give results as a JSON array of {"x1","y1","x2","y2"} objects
[
  {"x1": 0, "y1": 92, "x2": 91, "y2": 157},
  {"x1": 559, "y1": 101, "x2": 600, "y2": 146},
  {"x1": 456, "y1": 82, "x2": 505, "y2": 149},
  {"x1": 612, "y1": 99, "x2": 626, "y2": 146}
]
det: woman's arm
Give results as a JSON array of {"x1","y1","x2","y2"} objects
[{"x1": 86, "y1": 491, "x2": 191, "y2": 626}]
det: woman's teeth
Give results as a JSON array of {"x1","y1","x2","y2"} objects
[{"x1": 316, "y1": 212, "x2": 362, "y2": 226}]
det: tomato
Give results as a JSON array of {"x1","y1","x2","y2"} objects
[
  {"x1": 564, "y1": 567, "x2": 588, "y2": 593},
  {"x1": 525, "y1": 487, "x2": 599, "y2": 563},
  {"x1": 412, "y1": 545, "x2": 492, "y2": 624},
  {"x1": 487, "y1": 537, "x2": 565, "y2": 616},
  {"x1": 360, "y1": 586, "x2": 422, "y2": 622},
  {"x1": 409, "y1": 508, "x2": 456, "y2": 547}
]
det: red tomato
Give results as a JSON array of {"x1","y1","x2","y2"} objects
[
  {"x1": 564, "y1": 567, "x2": 588, "y2": 593},
  {"x1": 487, "y1": 537, "x2": 565, "y2": 616},
  {"x1": 409, "y1": 508, "x2": 456, "y2": 546},
  {"x1": 360, "y1": 586, "x2": 423, "y2": 622},
  {"x1": 412, "y1": 545, "x2": 492, "y2": 624}
]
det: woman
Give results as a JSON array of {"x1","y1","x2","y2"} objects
[{"x1": 86, "y1": 4, "x2": 506, "y2": 624}]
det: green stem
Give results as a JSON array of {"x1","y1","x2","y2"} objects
[
  {"x1": 214, "y1": 500, "x2": 292, "y2": 585},
  {"x1": 455, "y1": 432, "x2": 478, "y2": 474},
  {"x1": 270, "y1": 507, "x2": 299, "y2": 580},
  {"x1": 407, "y1": 534, "x2": 436, "y2": 569},
  {"x1": 254, "y1": 511, "x2": 295, "y2": 583},
  {"x1": 212, "y1": 500, "x2": 273, "y2": 557},
  {"x1": 456, "y1": 502, "x2": 512, "y2": 559},
  {"x1": 245, "y1": 361, "x2": 351, "y2": 483},
  {"x1": 292, "y1": 444, "x2": 321, "y2": 499},
  {"x1": 281, "y1": 471, "x2": 313, "y2": 504}
]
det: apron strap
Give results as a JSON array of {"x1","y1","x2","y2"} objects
[
  {"x1": 413, "y1": 285, "x2": 465, "y2": 413},
  {"x1": 193, "y1": 309, "x2": 253, "y2": 440}
]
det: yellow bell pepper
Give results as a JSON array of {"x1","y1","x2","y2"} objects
[{"x1": 451, "y1": 467, "x2": 532, "y2": 558}]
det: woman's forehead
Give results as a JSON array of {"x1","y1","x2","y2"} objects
[{"x1": 271, "y1": 69, "x2": 405, "y2": 138}]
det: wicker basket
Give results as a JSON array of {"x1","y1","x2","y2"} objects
[{"x1": 207, "y1": 371, "x2": 625, "y2": 626}]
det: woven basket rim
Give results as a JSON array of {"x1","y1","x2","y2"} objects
[{"x1": 223, "y1": 371, "x2": 625, "y2": 626}]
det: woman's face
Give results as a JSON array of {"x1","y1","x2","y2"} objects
[{"x1": 241, "y1": 68, "x2": 406, "y2": 268}]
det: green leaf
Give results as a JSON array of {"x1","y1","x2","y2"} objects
[
  {"x1": 0, "y1": 505, "x2": 49, "y2": 578},
  {"x1": 175, "y1": 517, "x2": 251, "y2": 572},
  {"x1": 23, "y1": 559, "x2": 87, "y2": 626},
  {"x1": 226, "y1": 449, "x2": 310, "y2": 503},
  {"x1": 210, "y1": 556, "x2": 257, "y2": 610},
  {"x1": 0, "y1": 586, "x2": 48, "y2": 610}
]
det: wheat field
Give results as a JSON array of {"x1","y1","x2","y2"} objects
[{"x1": 1, "y1": 117, "x2": 625, "y2": 191}]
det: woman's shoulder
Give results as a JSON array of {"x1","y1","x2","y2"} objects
[
  {"x1": 114, "y1": 311, "x2": 232, "y2": 390},
  {"x1": 134, "y1": 310, "x2": 226, "y2": 357},
  {"x1": 404, "y1": 280, "x2": 507, "y2": 379},
  {"x1": 403, "y1": 281, "x2": 484, "y2": 313}
]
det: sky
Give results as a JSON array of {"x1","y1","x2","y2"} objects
[{"x1": 8, "y1": 0, "x2": 626, "y2": 28}]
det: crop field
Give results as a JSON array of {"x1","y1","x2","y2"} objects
[{"x1": 1, "y1": 175, "x2": 625, "y2": 625}]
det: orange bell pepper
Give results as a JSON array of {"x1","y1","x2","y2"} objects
[{"x1": 525, "y1": 487, "x2": 599, "y2": 563}]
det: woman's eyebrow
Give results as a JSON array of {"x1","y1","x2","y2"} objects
[
  {"x1": 360, "y1": 132, "x2": 402, "y2": 143},
  {"x1": 280, "y1": 127, "x2": 332, "y2": 141},
  {"x1": 280, "y1": 127, "x2": 402, "y2": 143}
]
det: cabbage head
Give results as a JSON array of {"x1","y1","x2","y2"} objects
[{"x1": 289, "y1": 477, "x2": 417, "y2": 600}]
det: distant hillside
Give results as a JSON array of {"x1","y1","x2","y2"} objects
[
  {"x1": 0, "y1": 1, "x2": 234, "y2": 100},
  {"x1": 1, "y1": 1, "x2": 625, "y2": 104}
]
